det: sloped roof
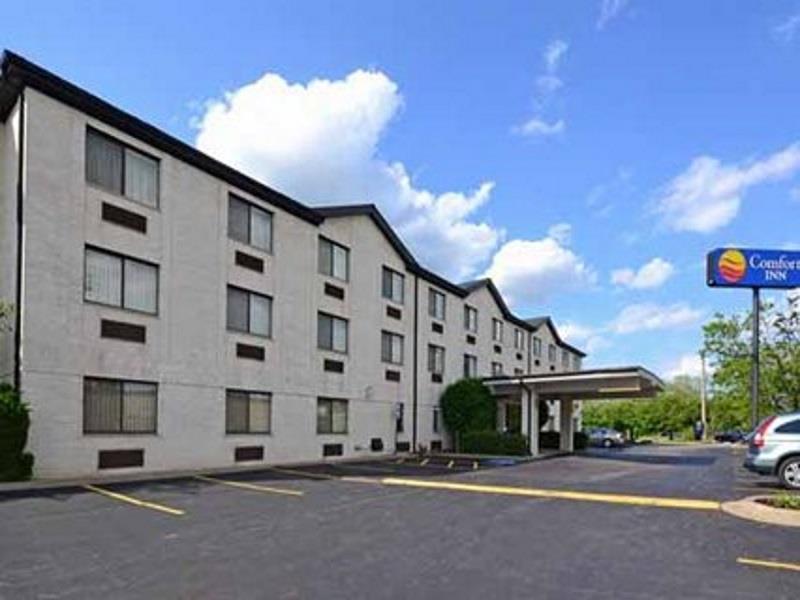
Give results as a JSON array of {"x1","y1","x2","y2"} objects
[{"x1": 525, "y1": 316, "x2": 586, "y2": 357}]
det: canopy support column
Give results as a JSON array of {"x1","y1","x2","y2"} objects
[
  {"x1": 559, "y1": 398, "x2": 574, "y2": 452},
  {"x1": 521, "y1": 385, "x2": 539, "y2": 456}
]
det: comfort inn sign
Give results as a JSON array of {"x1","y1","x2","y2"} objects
[{"x1": 707, "y1": 248, "x2": 800, "y2": 289}]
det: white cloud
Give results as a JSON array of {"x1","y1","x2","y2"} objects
[
  {"x1": 664, "y1": 352, "x2": 710, "y2": 380},
  {"x1": 194, "y1": 69, "x2": 501, "y2": 280},
  {"x1": 611, "y1": 257, "x2": 676, "y2": 289},
  {"x1": 514, "y1": 118, "x2": 565, "y2": 138},
  {"x1": 609, "y1": 302, "x2": 704, "y2": 335},
  {"x1": 597, "y1": 0, "x2": 631, "y2": 30},
  {"x1": 653, "y1": 142, "x2": 800, "y2": 233},
  {"x1": 515, "y1": 39, "x2": 568, "y2": 137},
  {"x1": 547, "y1": 222, "x2": 572, "y2": 246},
  {"x1": 558, "y1": 321, "x2": 609, "y2": 354},
  {"x1": 774, "y1": 13, "x2": 800, "y2": 43},
  {"x1": 484, "y1": 225, "x2": 597, "y2": 306}
]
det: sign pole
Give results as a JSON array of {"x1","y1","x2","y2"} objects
[{"x1": 751, "y1": 287, "x2": 760, "y2": 430}]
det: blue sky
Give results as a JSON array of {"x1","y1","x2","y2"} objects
[{"x1": 4, "y1": 0, "x2": 800, "y2": 377}]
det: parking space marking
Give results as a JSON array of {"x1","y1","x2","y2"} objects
[
  {"x1": 264, "y1": 466, "x2": 341, "y2": 481},
  {"x1": 332, "y1": 463, "x2": 399, "y2": 475},
  {"x1": 379, "y1": 478, "x2": 722, "y2": 511},
  {"x1": 446, "y1": 460, "x2": 455, "y2": 469},
  {"x1": 83, "y1": 484, "x2": 185, "y2": 516},
  {"x1": 420, "y1": 458, "x2": 430, "y2": 466},
  {"x1": 472, "y1": 461, "x2": 479, "y2": 471},
  {"x1": 737, "y1": 557, "x2": 800, "y2": 573},
  {"x1": 193, "y1": 475, "x2": 303, "y2": 497}
]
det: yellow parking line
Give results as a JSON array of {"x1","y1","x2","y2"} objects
[
  {"x1": 264, "y1": 466, "x2": 338, "y2": 480},
  {"x1": 194, "y1": 475, "x2": 303, "y2": 497},
  {"x1": 379, "y1": 478, "x2": 721, "y2": 511},
  {"x1": 83, "y1": 484, "x2": 185, "y2": 516},
  {"x1": 737, "y1": 557, "x2": 800, "y2": 573}
]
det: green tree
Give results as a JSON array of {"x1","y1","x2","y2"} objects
[
  {"x1": 0, "y1": 300, "x2": 12, "y2": 333},
  {"x1": 440, "y1": 378, "x2": 495, "y2": 451}
]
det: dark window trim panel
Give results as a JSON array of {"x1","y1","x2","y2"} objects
[
  {"x1": 100, "y1": 319, "x2": 146, "y2": 343},
  {"x1": 323, "y1": 443, "x2": 344, "y2": 457},
  {"x1": 431, "y1": 322, "x2": 444, "y2": 334},
  {"x1": 236, "y1": 343, "x2": 265, "y2": 361},
  {"x1": 101, "y1": 202, "x2": 147, "y2": 233},
  {"x1": 324, "y1": 359, "x2": 345, "y2": 373},
  {"x1": 396, "y1": 441, "x2": 411, "y2": 452},
  {"x1": 386, "y1": 305, "x2": 402, "y2": 320},
  {"x1": 385, "y1": 369, "x2": 401, "y2": 382},
  {"x1": 98, "y1": 449, "x2": 144, "y2": 469},
  {"x1": 431, "y1": 373, "x2": 443, "y2": 383},
  {"x1": 235, "y1": 250, "x2": 264, "y2": 273},
  {"x1": 466, "y1": 334, "x2": 476, "y2": 345},
  {"x1": 494, "y1": 345, "x2": 502, "y2": 354},
  {"x1": 234, "y1": 446, "x2": 264, "y2": 462},
  {"x1": 324, "y1": 282, "x2": 345, "y2": 300},
  {"x1": 430, "y1": 440, "x2": 442, "y2": 452},
  {"x1": 370, "y1": 438, "x2": 384, "y2": 452}
]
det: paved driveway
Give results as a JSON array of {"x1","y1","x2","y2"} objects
[{"x1": 0, "y1": 445, "x2": 797, "y2": 599}]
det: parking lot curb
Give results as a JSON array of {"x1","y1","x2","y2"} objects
[{"x1": 721, "y1": 496, "x2": 800, "y2": 528}]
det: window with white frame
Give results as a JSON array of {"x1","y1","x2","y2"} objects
[
  {"x1": 548, "y1": 344, "x2": 557, "y2": 363},
  {"x1": 428, "y1": 344, "x2": 445, "y2": 374},
  {"x1": 225, "y1": 390, "x2": 271, "y2": 434},
  {"x1": 318, "y1": 237, "x2": 349, "y2": 281},
  {"x1": 562, "y1": 349, "x2": 570, "y2": 369},
  {"x1": 429, "y1": 288, "x2": 446, "y2": 320},
  {"x1": 228, "y1": 194, "x2": 273, "y2": 253},
  {"x1": 464, "y1": 306, "x2": 478, "y2": 332},
  {"x1": 86, "y1": 127, "x2": 159, "y2": 207},
  {"x1": 532, "y1": 337, "x2": 542, "y2": 357},
  {"x1": 227, "y1": 286, "x2": 272, "y2": 337},
  {"x1": 83, "y1": 377, "x2": 157, "y2": 434},
  {"x1": 317, "y1": 398, "x2": 348, "y2": 434},
  {"x1": 491, "y1": 362, "x2": 503, "y2": 376},
  {"x1": 84, "y1": 247, "x2": 158, "y2": 314},
  {"x1": 492, "y1": 318, "x2": 503, "y2": 342},
  {"x1": 514, "y1": 328, "x2": 524, "y2": 350},
  {"x1": 381, "y1": 331, "x2": 404, "y2": 365},
  {"x1": 574, "y1": 355, "x2": 582, "y2": 371},
  {"x1": 318, "y1": 313, "x2": 348, "y2": 353},
  {"x1": 463, "y1": 354, "x2": 478, "y2": 378},
  {"x1": 382, "y1": 267, "x2": 404, "y2": 304}
]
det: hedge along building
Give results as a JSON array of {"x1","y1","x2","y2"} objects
[{"x1": 0, "y1": 51, "x2": 654, "y2": 478}]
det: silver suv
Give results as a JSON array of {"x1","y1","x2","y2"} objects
[{"x1": 743, "y1": 412, "x2": 800, "y2": 489}]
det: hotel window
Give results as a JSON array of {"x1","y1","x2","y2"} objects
[
  {"x1": 548, "y1": 344, "x2": 557, "y2": 363},
  {"x1": 514, "y1": 368, "x2": 524, "y2": 375},
  {"x1": 562, "y1": 349, "x2": 570, "y2": 369},
  {"x1": 433, "y1": 407, "x2": 441, "y2": 433},
  {"x1": 318, "y1": 313, "x2": 348, "y2": 353},
  {"x1": 225, "y1": 390, "x2": 271, "y2": 434},
  {"x1": 317, "y1": 398, "x2": 348, "y2": 434},
  {"x1": 491, "y1": 362, "x2": 503, "y2": 376},
  {"x1": 428, "y1": 344, "x2": 445, "y2": 375},
  {"x1": 514, "y1": 328, "x2": 524, "y2": 350},
  {"x1": 464, "y1": 306, "x2": 478, "y2": 332},
  {"x1": 492, "y1": 318, "x2": 503, "y2": 342},
  {"x1": 382, "y1": 267, "x2": 404, "y2": 304},
  {"x1": 381, "y1": 331, "x2": 404, "y2": 365},
  {"x1": 86, "y1": 127, "x2": 159, "y2": 208},
  {"x1": 84, "y1": 247, "x2": 158, "y2": 314},
  {"x1": 228, "y1": 194, "x2": 273, "y2": 253},
  {"x1": 429, "y1": 289, "x2": 446, "y2": 320},
  {"x1": 532, "y1": 337, "x2": 542, "y2": 357},
  {"x1": 227, "y1": 286, "x2": 272, "y2": 337},
  {"x1": 574, "y1": 355, "x2": 582, "y2": 371},
  {"x1": 318, "y1": 237, "x2": 349, "y2": 281},
  {"x1": 464, "y1": 354, "x2": 478, "y2": 378},
  {"x1": 83, "y1": 377, "x2": 157, "y2": 434}
]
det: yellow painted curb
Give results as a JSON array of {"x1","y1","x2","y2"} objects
[
  {"x1": 83, "y1": 484, "x2": 185, "y2": 516},
  {"x1": 380, "y1": 478, "x2": 721, "y2": 511}
]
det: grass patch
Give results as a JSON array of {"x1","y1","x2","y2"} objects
[{"x1": 758, "y1": 493, "x2": 800, "y2": 511}]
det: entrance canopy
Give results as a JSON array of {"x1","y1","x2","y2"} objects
[
  {"x1": 483, "y1": 366, "x2": 664, "y2": 401},
  {"x1": 481, "y1": 367, "x2": 664, "y2": 455}
]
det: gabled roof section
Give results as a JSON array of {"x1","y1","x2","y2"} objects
[
  {"x1": 0, "y1": 50, "x2": 322, "y2": 225},
  {"x1": 316, "y1": 204, "x2": 467, "y2": 297},
  {"x1": 460, "y1": 278, "x2": 531, "y2": 330},
  {"x1": 525, "y1": 316, "x2": 586, "y2": 357}
]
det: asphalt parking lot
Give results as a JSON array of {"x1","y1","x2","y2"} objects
[{"x1": 1, "y1": 445, "x2": 798, "y2": 599}]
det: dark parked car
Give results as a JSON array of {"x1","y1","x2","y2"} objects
[{"x1": 714, "y1": 430, "x2": 745, "y2": 443}]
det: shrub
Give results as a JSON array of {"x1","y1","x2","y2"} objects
[
  {"x1": 540, "y1": 430, "x2": 588, "y2": 451},
  {"x1": 0, "y1": 383, "x2": 33, "y2": 481},
  {"x1": 461, "y1": 431, "x2": 528, "y2": 456},
  {"x1": 440, "y1": 378, "x2": 495, "y2": 450}
]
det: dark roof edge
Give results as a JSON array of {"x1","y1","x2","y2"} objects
[
  {"x1": 482, "y1": 366, "x2": 664, "y2": 387},
  {"x1": 0, "y1": 50, "x2": 323, "y2": 225},
  {"x1": 524, "y1": 315, "x2": 587, "y2": 357}
]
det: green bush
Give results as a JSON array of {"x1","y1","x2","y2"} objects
[
  {"x1": 540, "y1": 430, "x2": 588, "y2": 450},
  {"x1": 461, "y1": 431, "x2": 528, "y2": 456},
  {"x1": 0, "y1": 383, "x2": 33, "y2": 481},
  {"x1": 440, "y1": 378, "x2": 495, "y2": 450}
]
